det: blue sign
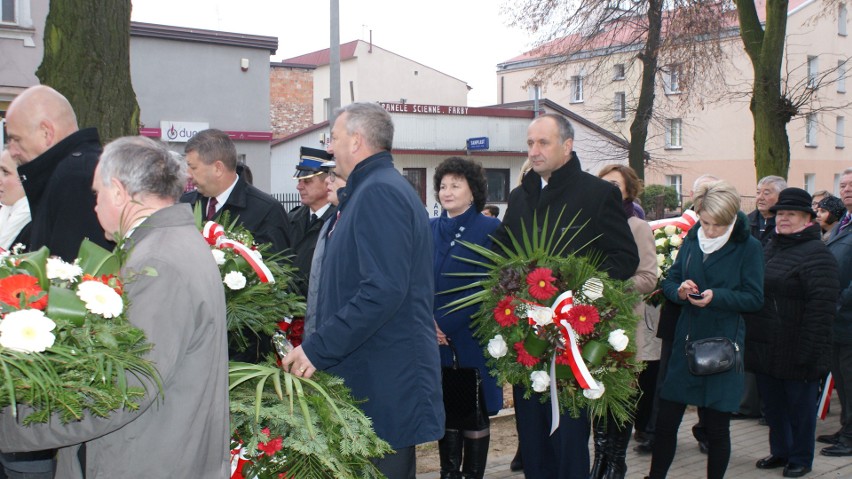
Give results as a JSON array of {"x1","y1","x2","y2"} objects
[{"x1": 466, "y1": 137, "x2": 489, "y2": 151}]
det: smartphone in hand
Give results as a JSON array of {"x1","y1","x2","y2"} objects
[{"x1": 687, "y1": 292, "x2": 704, "y2": 300}]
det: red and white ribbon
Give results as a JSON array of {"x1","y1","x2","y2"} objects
[
  {"x1": 203, "y1": 221, "x2": 275, "y2": 283},
  {"x1": 818, "y1": 372, "x2": 834, "y2": 420},
  {"x1": 648, "y1": 209, "x2": 699, "y2": 235}
]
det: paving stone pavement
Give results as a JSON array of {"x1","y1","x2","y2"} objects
[{"x1": 417, "y1": 394, "x2": 852, "y2": 479}]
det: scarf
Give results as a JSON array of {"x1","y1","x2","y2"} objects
[{"x1": 697, "y1": 221, "x2": 736, "y2": 254}]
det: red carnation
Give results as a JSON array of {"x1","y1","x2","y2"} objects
[
  {"x1": 514, "y1": 341, "x2": 541, "y2": 367},
  {"x1": 0, "y1": 274, "x2": 47, "y2": 310},
  {"x1": 258, "y1": 436, "x2": 283, "y2": 457},
  {"x1": 566, "y1": 304, "x2": 600, "y2": 335},
  {"x1": 493, "y1": 296, "x2": 519, "y2": 327},
  {"x1": 526, "y1": 267, "x2": 558, "y2": 300}
]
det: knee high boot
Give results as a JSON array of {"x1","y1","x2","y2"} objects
[
  {"x1": 461, "y1": 434, "x2": 490, "y2": 479},
  {"x1": 590, "y1": 420, "x2": 609, "y2": 479},
  {"x1": 439, "y1": 429, "x2": 463, "y2": 479},
  {"x1": 603, "y1": 422, "x2": 633, "y2": 479}
]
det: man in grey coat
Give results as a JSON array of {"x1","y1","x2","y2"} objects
[{"x1": 0, "y1": 136, "x2": 230, "y2": 478}]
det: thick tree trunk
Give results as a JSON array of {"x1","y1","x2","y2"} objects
[
  {"x1": 36, "y1": 0, "x2": 139, "y2": 141},
  {"x1": 735, "y1": 0, "x2": 791, "y2": 181},
  {"x1": 628, "y1": 0, "x2": 664, "y2": 181}
]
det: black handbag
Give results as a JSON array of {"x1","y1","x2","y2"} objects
[
  {"x1": 684, "y1": 317, "x2": 742, "y2": 376},
  {"x1": 441, "y1": 341, "x2": 488, "y2": 430}
]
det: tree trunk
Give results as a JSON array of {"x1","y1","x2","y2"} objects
[
  {"x1": 735, "y1": 0, "x2": 791, "y2": 181},
  {"x1": 628, "y1": 0, "x2": 664, "y2": 181},
  {"x1": 36, "y1": 0, "x2": 139, "y2": 141}
]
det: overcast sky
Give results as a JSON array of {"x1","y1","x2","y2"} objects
[{"x1": 131, "y1": 0, "x2": 535, "y2": 106}]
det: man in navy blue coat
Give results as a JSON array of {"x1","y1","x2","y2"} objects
[{"x1": 281, "y1": 103, "x2": 444, "y2": 479}]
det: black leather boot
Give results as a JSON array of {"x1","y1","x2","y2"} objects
[
  {"x1": 461, "y1": 434, "x2": 490, "y2": 479},
  {"x1": 603, "y1": 422, "x2": 633, "y2": 479},
  {"x1": 439, "y1": 429, "x2": 463, "y2": 479},
  {"x1": 590, "y1": 420, "x2": 609, "y2": 479},
  {"x1": 510, "y1": 445, "x2": 523, "y2": 471}
]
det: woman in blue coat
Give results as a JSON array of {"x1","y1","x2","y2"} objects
[
  {"x1": 647, "y1": 180, "x2": 764, "y2": 479},
  {"x1": 431, "y1": 157, "x2": 502, "y2": 479}
]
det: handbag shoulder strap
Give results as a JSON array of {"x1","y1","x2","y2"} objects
[{"x1": 445, "y1": 339, "x2": 461, "y2": 369}]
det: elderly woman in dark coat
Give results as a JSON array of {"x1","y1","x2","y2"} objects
[
  {"x1": 647, "y1": 181, "x2": 764, "y2": 479},
  {"x1": 744, "y1": 188, "x2": 839, "y2": 478},
  {"x1": 431, "y1": 157, "x2": 502, "y2": 479}
]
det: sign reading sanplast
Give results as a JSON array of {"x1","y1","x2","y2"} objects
[
  {"x1": 466, "y1": 137, "x2": 489, "y2": 151},
  {"x1": 160, "y1": 121, "x2": 209, "y2": 143}
]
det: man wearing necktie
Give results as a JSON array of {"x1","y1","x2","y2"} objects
[
  {"x1": 821, "y1": 167, "x2": 852, "y2": 457},
  {"x1": 287, "y1": 147, "x2": 336, "y2": 298},
  {"x1": 180, "y1": 129, "x2": 292, "y2": 363}
]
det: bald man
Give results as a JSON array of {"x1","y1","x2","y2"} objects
[{"x1": 4, "y1": 85, "x2": 111, "y2": 261}]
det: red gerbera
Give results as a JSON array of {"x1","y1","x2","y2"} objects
[
  {"x1": 555, "y1": 349, "x2": 572, "y2": 366},
  {"x1": 526, "y1": 267, "x2": 557, "y2": 300},
  {"x1": 514, "y1": 341, "x2": 541, "y2": 367},
  {"x1": 566, "y1": 304, "x2": 600, "y2": 335},
  {"x1": 493, "y1": 296, "x2": 519, "y2": 327},
  {"x1": 0, "y1": 274, "x2": 47, "y2": 310}
]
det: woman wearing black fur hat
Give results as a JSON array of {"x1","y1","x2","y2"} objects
[{"x1": 744, "y1": 187, "x2": 840, "y2": 478}]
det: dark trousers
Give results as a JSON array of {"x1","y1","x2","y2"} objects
[
  {"x1": 371, "y1": 446, "x2": 415, "y2": 479},
  {"x1": 648, "y1": 399, "x2": 731, "y2": 479},
  {"x1": 635, "y1": 360, "x2": 660, "y2": 434},
  {"x1": 831, "y1": 344, "x2": 852, "y2": 437},
  {"x1": 755, "y1": 374, "x2": 819, "y2": 468},
  {"x1": 513, "y1": 386, "x2": 590, "y2": 479},
  {"x1": 0, "y1": 452, "x2": 55, "y2": 479}
]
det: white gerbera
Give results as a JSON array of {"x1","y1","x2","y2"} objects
[
  {"x1": 0, "y1": 309, "x2": 56, "y2": 353},
  {"x1": 223, "y1": 271, "x2": 247, "y2": 290},
  {"x1": 76, "y1": 280, "x2": 124, "y2": 318},
  {"x1": 46, "y1": 257, "x2": 83, "y2": 282}
]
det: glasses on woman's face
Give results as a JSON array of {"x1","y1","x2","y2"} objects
[{"x1": 327, "y1": 170, "x2": 337, "y2": 182}]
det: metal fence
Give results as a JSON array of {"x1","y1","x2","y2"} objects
[{"x1": 272, "y1": 193, "x2": 301, "y2": 213}]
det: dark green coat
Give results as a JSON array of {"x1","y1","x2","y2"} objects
[{"x1": 661, "y1": 212, "x2": 764, "y2": 412}]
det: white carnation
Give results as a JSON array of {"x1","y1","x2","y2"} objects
[
  {"x1": 530, "y1": 370, "x2": 550, "y2": 393},
  {"x1": 46, "y1": 257, "x2": 83, "y2": 282},
  {"x1": 0, "y1": 309, "x2": 56, "y2": 353},
  {"x1": 76, "y1": 281, "x2": 124, "y2": 318},
  {"x1": 211, "y1": 249, "x2": 226, "y2": 265},
  {"x1": 487, "y1": 334, "x2": 508, "y2": 358},
  {"x1": 608, "y1": 329, "x2": 629, "y2": 352},
  {"x1": 223, "y1": 271, "x2": 247, "y2": 290},
  {"x1": 583, "y1": 380, "x2": 606, "y2": 399}
]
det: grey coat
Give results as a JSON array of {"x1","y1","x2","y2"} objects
[{"x1": 0, "y1": 204, "x2": 230, "y2": 478}]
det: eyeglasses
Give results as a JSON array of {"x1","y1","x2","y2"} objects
[{"x1": 327, "y1": 170, "x2": 338, "y2": 182}]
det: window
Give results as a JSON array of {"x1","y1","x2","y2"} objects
[
  {"x1": 806, "y1": 113, "x2": 818, "y2": 146},
  {"x1": 804, "y1": 173, "x2": 816, "y2": 193},
  {"x1": 807, "y1": 55, "x2": 819, "y2": 89},
  {"x1": 527, "y1": 83, "x2": 542, "y2": 100},
  {"x1": 665, "y1": 119, "x2": 683, "y2": 148},
  {"x1": 613, "y1": 64, "x2": 625, "y2": 80},
  {"x1": 1, "y1": 0, "x2": 13, "y2": 23},
  {"x1": 0, "y1": 0, "x2": 34, "y2": 47},
  {"x1": 835, "y1": 174, "x2": 842, "y2": 195},
  {"x1": 323, "y1": 98, "x2": 330, "y2": 121},
  {"x1": 839, "y1": 60, "x2": 847, "y2": 93},
  {"x1": 663, "y1": 65, "x2": 681, "y2": 94},
  {"x1": 484, "y1": 169, "x2": 510, "y2": 203},
  {"x1": 840, "y1": 3, "x2": 848, "y2": 36},
  {"x1": 837, "y1": 116, "x2": 846, "y2": 148},
  {"x1": 570, "y1": 75, "x2": 584, "y2": 103},
  {"x1": 614, "y1": 92, "x2": 626, "y2": 121},
  {"x1": 665, "y1": 175, "x2": 683, "y2": 197},
  {"x1": 402, "y1": 168, "x2": 426, "y2": 205}
]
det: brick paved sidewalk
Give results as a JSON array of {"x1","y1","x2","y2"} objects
[{"x1": 418, "y1": 394, "x2": 852, "y2": 478}]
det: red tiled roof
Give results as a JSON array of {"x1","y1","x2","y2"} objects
[{"x1": 280, "y1": 40, "x2": 360, "y2": 66}]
